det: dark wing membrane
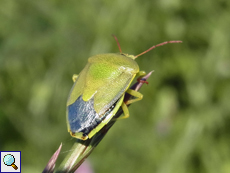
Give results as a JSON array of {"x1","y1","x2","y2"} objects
[{"x1": 68, "y1": 95, "x2": 103, "y2": 135}]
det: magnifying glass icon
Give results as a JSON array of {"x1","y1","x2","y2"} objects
[{"x1": 3, "y1": 154, "x2": 18, "y2": 170}]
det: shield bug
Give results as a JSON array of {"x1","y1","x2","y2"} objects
[{"x1": 67, "y1": 36, "x2": 182, "y2": 140}]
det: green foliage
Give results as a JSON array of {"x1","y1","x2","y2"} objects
[{"x1": 0, "y1": 0, "x2": 230, "y2": 173}]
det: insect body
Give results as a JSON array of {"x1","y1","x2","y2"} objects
[{"x1": 67, "y1": 36, "x2": 182, "y2": 140}]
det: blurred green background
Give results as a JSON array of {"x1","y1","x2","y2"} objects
[{"x1": 0, "y1": 0, "x2": 230, "y2": 173}]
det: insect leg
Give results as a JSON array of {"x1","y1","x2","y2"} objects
[
  {"x1": 115, "y1": 89, "x2": 143, "y2": 120},
  {"x1": 136, "y1": 71, "x2": 149, "y2": 84},
  {"x1": 116, "y1": 102, "x2": 130, "y2": 120},
  {"x1": 72, "y1": 74, "x2": 79, "y2": 82},
  {"x1": 125, "y1": 89, "x2": 143, "y2": 105},
  {"x1": 136, "y1": 71, "x2": 146, "y2": 77}
]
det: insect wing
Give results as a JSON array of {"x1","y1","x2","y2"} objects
[{"x1": 67, "y1": 95, "x2": 100, "y2": 134}]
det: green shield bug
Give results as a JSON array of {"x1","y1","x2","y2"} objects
[{"x1": 67, "y1": 36, "x2": 182, "y2": 140}]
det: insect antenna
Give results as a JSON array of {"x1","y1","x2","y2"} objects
[
  {"x1": 135, "y1": 40, "x2": 182, "y2": 59},
  {"x1": 112, "y1": 34, "x2": 122, "y2": 53}
]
